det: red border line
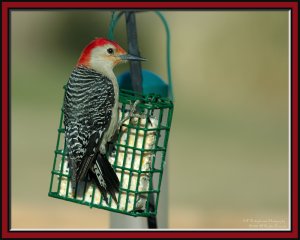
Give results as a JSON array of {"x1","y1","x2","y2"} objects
[
  {"x1": 2, "y1": 1, "x2": 9, "y2": 238},
  {"x1": 2, "y1": 1, "x2": 298, "y2": 239},
  {"x1": 1, "y1": 231, "x2": 298, "y2": 239},
  {"x1": 1, "y1": 2, "x2": 298, "y2": 9},
  {"x1": 291, "y1": 2, "x2": 299, "y2": 238}
]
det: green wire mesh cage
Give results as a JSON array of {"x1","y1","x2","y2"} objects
[{"x1": 48, "y1": 88, "x2": 173, "y2": 217}]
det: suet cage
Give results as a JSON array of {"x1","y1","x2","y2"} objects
[{"x1": 48, "y1": 88, "x2": 173, "y2": 217}]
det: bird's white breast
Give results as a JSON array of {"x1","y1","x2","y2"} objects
[{"x1": 99, "y1": 74, "x2": 119, "y2": 154}]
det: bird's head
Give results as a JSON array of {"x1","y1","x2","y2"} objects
[{"x1": 77, "y1": 38, "x2": 145, "y2": 76}]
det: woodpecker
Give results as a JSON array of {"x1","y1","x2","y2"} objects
[{"x1": 63, "y1": 38, "x2": 145, "y2": 204}]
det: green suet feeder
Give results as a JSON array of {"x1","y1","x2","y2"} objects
[{"x1": 48, "y1": 89, "x2": 173, "y2": 217}]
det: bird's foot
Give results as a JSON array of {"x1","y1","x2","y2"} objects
[
  {"x1": 118, "y1": 100, "x2": 146, "y2": 128},
  {"x1": 107, "y1": 139, "x2": 117, "y2": 156}
]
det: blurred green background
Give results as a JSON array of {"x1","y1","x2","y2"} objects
[{"x1": 11, "y1": 10, "x2": 289, "y2": 229}]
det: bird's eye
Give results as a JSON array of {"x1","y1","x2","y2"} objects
[{"x1": 107, "y1": 48, "x2": 114, "y2": 54}]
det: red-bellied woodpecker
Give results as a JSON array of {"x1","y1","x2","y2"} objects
[{"x1": 63, "y1": 38, "x2": 145, "y2": 204}]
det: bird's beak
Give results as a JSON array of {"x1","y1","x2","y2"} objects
[{"x1": 119, "y1": 54, "x2": 146, "y2": 61}]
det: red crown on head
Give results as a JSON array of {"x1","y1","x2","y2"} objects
[{"x1": 77, "y1": 38, "x2": 124, "y2": 67}]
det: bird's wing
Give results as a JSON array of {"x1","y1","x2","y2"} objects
[{"x1": 63, "y1": 66, "x2": 115, "y2": 183}]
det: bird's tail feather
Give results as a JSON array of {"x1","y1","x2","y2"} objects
[{"x1": 90, "y1": 153, "x2": 120, "y2": 204}]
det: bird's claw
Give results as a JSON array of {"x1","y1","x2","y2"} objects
[{"x1": 118, "y1": 100, "x2": 145, "y2": 128}]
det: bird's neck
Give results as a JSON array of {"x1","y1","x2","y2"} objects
[
  {"x1": 77, "y1": 62, "x2": 115, "y2": 82},
  {"x1": 91, "y1": 61, "x2": 116, "y2": 81}
]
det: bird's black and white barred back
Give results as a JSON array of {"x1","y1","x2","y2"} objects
[
  {"x1": 61, "y1": 37, "x2": 145, "y2": 204},
  {"x1": 63, "y1": 65, "x2": 120, "y2": 203}
]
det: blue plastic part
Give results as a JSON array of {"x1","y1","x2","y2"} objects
[{"x1": 117, "y1": 70, "x2": 169, "y2": 97}]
